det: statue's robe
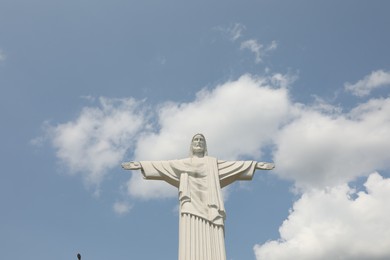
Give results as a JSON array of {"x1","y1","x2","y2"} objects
[{"x1": 140, "y1": 156, "x2": 257, "y2": 260}]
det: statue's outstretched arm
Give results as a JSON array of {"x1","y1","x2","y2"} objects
[
  {"x1": 121, "y1": 161, "x2": 142, "y2": 170},
  {"x1": 256, "y1": 162, "x2": 275, "y2": 170}
]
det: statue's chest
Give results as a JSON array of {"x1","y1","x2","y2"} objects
[{"x1": 184, "y1": 161, "x2": 207, "y2": 178}]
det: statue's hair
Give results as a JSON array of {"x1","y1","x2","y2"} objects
[{"x1": 189, "y1": 133, "x2": 208, "y2": 157}]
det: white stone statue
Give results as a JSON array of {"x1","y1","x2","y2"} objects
[{"x1": 122, "y1": 133, "x2": 274, "y2": 260}]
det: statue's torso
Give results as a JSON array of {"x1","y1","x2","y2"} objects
[{"x1": 180, "y1": 158, "x2": 210, "y2": 219}]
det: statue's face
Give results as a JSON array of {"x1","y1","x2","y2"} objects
[{"x1": 192, "y1": 135, "x2": 205, "y2": 154}]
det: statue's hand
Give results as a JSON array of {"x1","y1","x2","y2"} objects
[
  {"x1": 256, "y1": 162, "x2": 275, "y2": 170},
  {"x1": 121, "y1": 161, "x2": 142, "y2": 170}
]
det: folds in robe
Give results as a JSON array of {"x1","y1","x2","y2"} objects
[{"x1": 140, "y1": 156, "x2": 257, "y2": 226}]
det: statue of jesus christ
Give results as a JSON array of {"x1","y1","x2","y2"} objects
[{"x1": 122, "y1": 133, "x2": 274, "y2": 260}]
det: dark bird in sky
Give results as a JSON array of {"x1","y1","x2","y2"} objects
[{"x1": 77, "y1": 253, "x2": 81, "y2": 260}]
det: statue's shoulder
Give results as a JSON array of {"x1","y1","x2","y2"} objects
[{"x1": 179, "y1": 157, "x2": 190, "y2": 163}]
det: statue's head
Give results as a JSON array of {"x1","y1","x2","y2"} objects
[{"x1": 190, "y1": 133, "x2": 208, "y2": 157}]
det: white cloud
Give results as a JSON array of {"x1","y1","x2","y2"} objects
[
  {"x1": 273, "y1": 97, "x2": 390, "y2": 190},
  {"x1": 240, "y1": 39, "x2": 278, "y2": 63},
  {"x1": 148, "y1": 74, "x2": 290, "y2": 159},
  {"x1": 38, "y1": 74, "x2": 293, "y2": 200},
  {"x1": 229, "y1": 23, "x2": 246, "y2": 41},
  {"x1": 126, "y1": 74, "x2": 293, "y2": 199},
  {"x1": 345, "y1": 70, "x2": 390, "y2": 97},
  {"x1": 113, "y1": 201, "x2": 132, "y2": 215},
  {"x1": 214, "y1": 24, "x2": 277, "y2": 63},
  {"x1": 214, "y1": 23, "x2": 246, "y2": 41},
  {"x1": 254, "y1": 172, "x2": 390, "y2": 260},
  {"x1": 36, "y1": 74, "x2": 292, "y2": 199},
  {"x1": 41, "y1": 71, "x2": 390, "y2": 203},
  {"x1": 44, "y1": 97, "x2": 145, "y2": 192}
]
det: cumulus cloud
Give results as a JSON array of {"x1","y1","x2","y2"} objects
[
  {"x1": 39, "y1": 74, "x2": 293, "y2": 200},
  {"x1": 141, "y1": 74, "x2": 290, "y2": 160},
  {"x1": 127, "y1": 74, "x2": 293, "y2": 199},
  {"x1": 240, "y1": 39, "x2": 277, "y2": 63},
  {"x1": 345, "y1": 70, "x2": 390, "y2": 97},
  {"x1": 273, "y1": 97, "x2": 390, "y2": 190},
  {"x1": 254, "y1": 172, "x2": 390, "y2": 260},
  {"x1": 41, "y1": 71, "x2": 390, "y2": 203},
  {"x1": 44, "y1": 97, "x2": 145, "y2": 192}
]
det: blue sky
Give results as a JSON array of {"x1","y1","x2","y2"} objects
[{"x1": 1, "y1": 1, "x2": 390, "y2": 260}]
